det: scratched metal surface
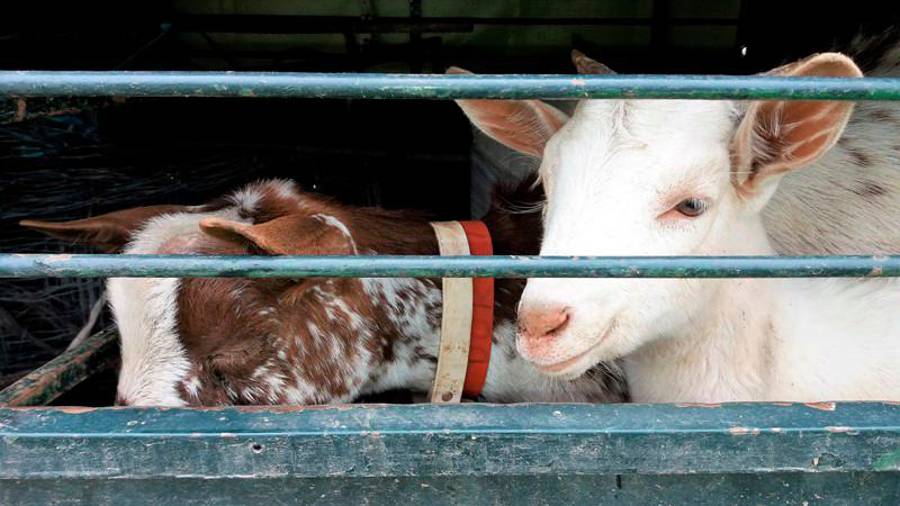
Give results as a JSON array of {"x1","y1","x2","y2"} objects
[
  {"x1": 1, "y1": 72, "x2": 900, "y2": 101},
  {"x1": 1, "y1": 254, "x2": 899, "y2": 279},
  {"x1": 1, "y1": 402, "x2": 898, "y2": 477},
  {"x1": 0, "y1": 403, "x2": 898, "y2": 503},
  {"x1": 3, "y1": 473, "x2": 899, "y2": 505}
]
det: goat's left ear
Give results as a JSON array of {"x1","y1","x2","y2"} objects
[
  {"x1": 199, "y1": 214, "x2": 356, "y2": 256},
  {"x1": 20, "y1": 204, "x2": 193, "y2": 252},
  {"x1": 731, "y1": 52, "x2": 862, "y2": 198}
]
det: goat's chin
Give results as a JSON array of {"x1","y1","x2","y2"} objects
[
  {"x1": 530, "y1": 324, "x2": 623, "y2": 380},
  {"x1": 535, "y1": 352, "x2": 598, "y2": 380}
]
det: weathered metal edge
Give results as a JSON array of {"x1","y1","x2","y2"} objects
[
  {"x1": 1, "y1": 402, "x2": 897, "y2": 479},
  {"x1": 1, "y1": 254, "x2": 898, "y2": 279},
  {"x1": 0, "y1": 328, "x2": 118, "y2": 407},
  {"x1": 4, "y1": 473, "x2": 898, "y2": 505},
  {"x1": 0, "y1": 72, "x2": 899, "y2": 100}
]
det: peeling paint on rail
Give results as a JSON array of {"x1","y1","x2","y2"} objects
[{"x1": 0, "y1": 402, "x2": 897, "y2": 480}]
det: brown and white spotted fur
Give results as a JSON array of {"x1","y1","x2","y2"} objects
[{"x1": 23, "y1": 179, "x2": 626, "y2": 406}]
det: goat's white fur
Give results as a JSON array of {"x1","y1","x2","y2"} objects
[{"x1": 516, "y1": 41, "x2": 900, "y2": 402}]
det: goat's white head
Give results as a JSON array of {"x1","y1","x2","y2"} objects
[{"x1": 453, "y1": 51, "x2": 862, "y2": 378}]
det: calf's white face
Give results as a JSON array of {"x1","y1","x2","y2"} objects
[{"x1": 453, "y1": 51, "x2": 862, "y2": 378}]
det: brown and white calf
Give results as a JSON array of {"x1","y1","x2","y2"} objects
[
  {"x1": 453, "y1": 34, "x2": 900, "y2": 403},
  {"x1": 23, "y1": 179, "x2": 627, "y2": 406}
]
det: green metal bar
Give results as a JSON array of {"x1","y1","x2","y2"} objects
[
  {"x1": 0, "y1": 254, "x2": 897, "y2": 279},
  {"x1": 1, "y1": 402, "x2": 898, "y2": 479},
  {"x1": 0, "y1": 329, "x2": 118, "y2": 407},
  {"x1": 1, "y1": 72, "x2": 899, "y2": 100}
]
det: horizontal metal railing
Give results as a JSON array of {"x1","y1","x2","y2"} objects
[
  {"x1": 0, "y1": 254, "x2": 897, "y2": 279},
  {"x1": 3, "y1": 72, "x2": 899, "y2": 281},
  {"x1": 1, "y1": 72, "x2": 900, "y2": 100}
]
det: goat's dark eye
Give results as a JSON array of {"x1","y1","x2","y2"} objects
[{"x1": 674, "y1": 198, "x2": 707, "y2": 217}]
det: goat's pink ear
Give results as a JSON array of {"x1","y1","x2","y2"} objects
[
  {"x1": 448, "y1": 66, "x2": 568, "y2": 157},
  {"x1": 571, "y1": 49, "x2": 616, "y2": 75},
  {"x1": 199, "y1": 214, "x2": 355, "y2": 256},
  {"x1": 20, "y1": 204, "x2": 192, "y2": 252},
  {"x1": 732, "y1": 52, "x2": 862, "y2": 196}
]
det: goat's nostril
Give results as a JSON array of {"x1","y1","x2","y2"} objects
[
  {"x1": 520, "y1": 306, "x2": 571, "y2": 341},
  {"x1": 540, "y1": 309, "x2": 569, "y2": 337}
]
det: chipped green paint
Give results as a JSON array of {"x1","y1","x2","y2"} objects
[
  {"x1": 0, "y1": 254, "x2": 898, "y2": 279},
  {"x1": 0, "y1": 329, "x2": 118, "y2": 406},
  {"x1": 1, "y1": 401, "x2": 897, "y2": 502},
  {"x1": 1, "y1": 402, "x2": 898, "y2": 479},
  {"x1": 0, "y1": 402, "x2": 897, "y2": 503},
  {"x1": 875, "y1": 449, "x2": 900, "y2": 471},
  {"x1": 3, "y1": 473, "x2": 899, "y2": 504},
  {"x1": 0, "y1": 71, "x2": 899, "y2": 100}
]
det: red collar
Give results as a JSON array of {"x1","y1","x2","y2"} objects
[{"x1": 457, "y1": 220, "x2": 494, "y2": 399}]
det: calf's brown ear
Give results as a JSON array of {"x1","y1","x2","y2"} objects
[
  {"x1": 199, "y1": 214, "x2": 356, "y2": 256},
  {"x1": 20, "y1": 204, "x2": 193, "y2": 252}
]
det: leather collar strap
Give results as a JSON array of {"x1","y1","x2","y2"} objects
[{"x1": 428, "y1": 220, "x2": 494, "y2": 403}]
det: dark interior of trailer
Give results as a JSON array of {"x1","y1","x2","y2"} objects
[{"x1": 1, "y1": 0, "x2": 898, "y2": 404}]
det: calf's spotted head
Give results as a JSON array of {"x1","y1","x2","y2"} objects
[{"x1": 22, "y1": 181, "x2": 389, "y2": 406}]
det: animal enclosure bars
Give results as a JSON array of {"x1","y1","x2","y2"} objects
[{"x1": 1, "y1": 71, "x2": 899, "y2": 503}]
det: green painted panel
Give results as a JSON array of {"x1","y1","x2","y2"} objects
[
  {"x1": 4, "y1": 473, "x2": 898, "y2": 505},
  {"x1": 1, "y1": 403, "x2": 898, "y2": 480}
]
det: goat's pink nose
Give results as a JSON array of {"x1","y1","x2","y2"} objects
[{"x1": 518, "y1": 306, "x2": 570, "y2": 344}]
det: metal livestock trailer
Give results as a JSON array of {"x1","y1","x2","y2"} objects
[{"x1": 1, "y1": 2, "x2": 899, "y2": 504}]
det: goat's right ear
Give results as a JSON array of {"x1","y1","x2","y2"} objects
[
  {"x1": 20, "y1": 204, "x2": 192, "y2": 252},
  {"x1": 448, "y1": 66, "x2": 569, "y2": 157}
]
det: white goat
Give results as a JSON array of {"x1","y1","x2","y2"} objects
[
  {"x1": 454, "y1": 37, "x2": 900, "y2": 403},
  {"x1": 458, "y1": 37, "x2": 900, "y2": 255}
]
